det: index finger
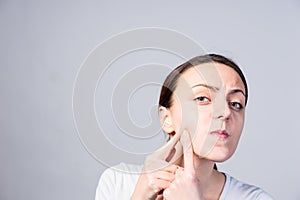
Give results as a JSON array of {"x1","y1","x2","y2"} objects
[{"x1": 180, "y1": 130, "x2": 194, "y2": 173}]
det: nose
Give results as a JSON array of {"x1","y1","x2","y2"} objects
[
  {"x1": 214, "y1": 104, "x2": 231, "y2": 120},
  {"x1": 212, "y1": 95, "x2": 231, "y2": 120}
]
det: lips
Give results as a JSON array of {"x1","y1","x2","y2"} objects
[{"x1": 210, "y1": 130, "x2": 229, "y2": 139}]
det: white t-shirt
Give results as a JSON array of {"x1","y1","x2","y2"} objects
[{"x1": 95, "y1": 163, "x2": 274, "y2": 200}]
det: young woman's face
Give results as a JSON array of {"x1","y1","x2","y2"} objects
[{"x1": 169, "y1": 63, "x2": 246, "y2": 162}]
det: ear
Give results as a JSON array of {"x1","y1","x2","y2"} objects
[{"x1": 158, "y1": 106, "x2": 175, "y2": 134}]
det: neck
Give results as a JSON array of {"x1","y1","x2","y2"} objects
[
  {"x1": 181, "y1": 154, "x2": 225, "y2": 199},
  {"x1": 174, "y1": 153, "x2": 216, "y2": 182},
  {"x1": 185, "y1": 154, "x2": 216, "y2": 183}
]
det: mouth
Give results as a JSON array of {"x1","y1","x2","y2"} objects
[{"x1": 210, "y1": 130, "x2": 229, "y2": 139}]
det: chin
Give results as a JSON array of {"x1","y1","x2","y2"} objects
[{"x1": 204, "y1": 147, "x2": 235, "y2": 162}]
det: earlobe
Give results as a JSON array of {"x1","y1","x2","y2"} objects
[{"x1": 158, "y1": 106, "x2": 175, "y2": 134}]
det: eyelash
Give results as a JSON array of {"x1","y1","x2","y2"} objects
[
  {"x1": 194, "y1": 96, "x2": 244, "y2": 110},
  {"x1": 229, "y1": 102, "x2": 244, "y2": 110},
  {"x1": 194, "y1": 96, "x2": 211, "y2": 104}
]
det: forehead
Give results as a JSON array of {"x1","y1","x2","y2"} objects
[{"x1": 179, "y1": 63, "x2": 245, "y2": 92}]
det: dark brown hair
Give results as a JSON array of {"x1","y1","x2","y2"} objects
[{"x1": 159, "y1": 53, "x2": 248, "y2": 108}]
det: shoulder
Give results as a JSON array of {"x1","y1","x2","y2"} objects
[
  {"x1": 221, "y1": 173, "x2": 275, "y2": 200},
  {"x1": 95, "y1": 163, "x2": 142, "y2": 200}
]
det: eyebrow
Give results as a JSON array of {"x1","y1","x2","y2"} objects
[
  {"x1": 192, "y1": 84, "x2": 220, "y2": 91},
  {"x1": 228, "y1": 89, "x2": 246, "y2": 97},
  {"x1": 192, "y1": 84, "x2": 246, "y2": 97}
]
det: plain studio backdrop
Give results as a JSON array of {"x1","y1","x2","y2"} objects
[{"x1": 1, "y1": 1, "x2": 300, "y2": 199}]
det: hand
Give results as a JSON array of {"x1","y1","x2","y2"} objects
[
  {"x1": 131, "y1": 132, "x2": 182, "y2": 200},
  {"x1": 163, "y1": 130, "x2": 203, "y2": 200}
]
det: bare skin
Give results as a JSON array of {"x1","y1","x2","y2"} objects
[{"x1": 131, "y1": 63, "x2": 246, "y2": 200}]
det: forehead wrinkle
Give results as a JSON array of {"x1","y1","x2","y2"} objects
[
  {"x1": 181, "y1": 67, "x2": 221, "y2": 90},
  {"x1": 215, "y1": 64, "x2": 246, "y2": 94},
  {"x1": 177, "y1": 63, "x2": 246, "y2": 97}
]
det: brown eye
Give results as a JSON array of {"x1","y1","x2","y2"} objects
[
  {"x1": 230, "y1": 102, "x2": 244, "y2": 110},
  {"x1": 195, "y1": 96, "x2": 210, "y2": 103}
]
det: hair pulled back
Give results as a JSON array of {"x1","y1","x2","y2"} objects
[{"x1": 159, "y1": 54, "x2": 248, "y2": 108}]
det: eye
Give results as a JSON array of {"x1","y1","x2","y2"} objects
[
  {"x1": 229, "y1": 102, "x2": 244, "y2": 110},
  {"x1": 194, "y1": 96, "x2": 211, "y2": 104}
]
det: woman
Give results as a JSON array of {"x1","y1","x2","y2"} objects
[{"x1": 95, "y1": 54, "x2": 274, "y2": 200}]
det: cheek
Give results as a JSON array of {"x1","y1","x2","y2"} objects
[
  {"x1": 184, "y1": 106, "x2": 212, "y2": 135},
  {"x1": 172, "y1": 101, "x2": 202, "y2": 133},
  {"x1": 190, "y1": 108, "x2": 215, "y2": 153},
  {"x1": 232, "y1": 112, "x2": 245, "y2": 133}
]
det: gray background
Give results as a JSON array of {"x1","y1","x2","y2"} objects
[{"x1": 1, "y1": 0, "x2": 300, "y2": 199}]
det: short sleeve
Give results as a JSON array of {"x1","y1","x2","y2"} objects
[
  {"x1": 256, "y1": 189, "x2": 275, "y2": 200},
  {"x1": 95, "y1": 168, "x2": 116, "y2": 200},
  {"x1": 221, "y1": 173, "x2": 275, "y2": 200}
]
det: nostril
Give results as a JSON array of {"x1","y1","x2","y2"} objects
[{"x1": 212, "y1": 113, "x2": 224, "y2": 119}]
